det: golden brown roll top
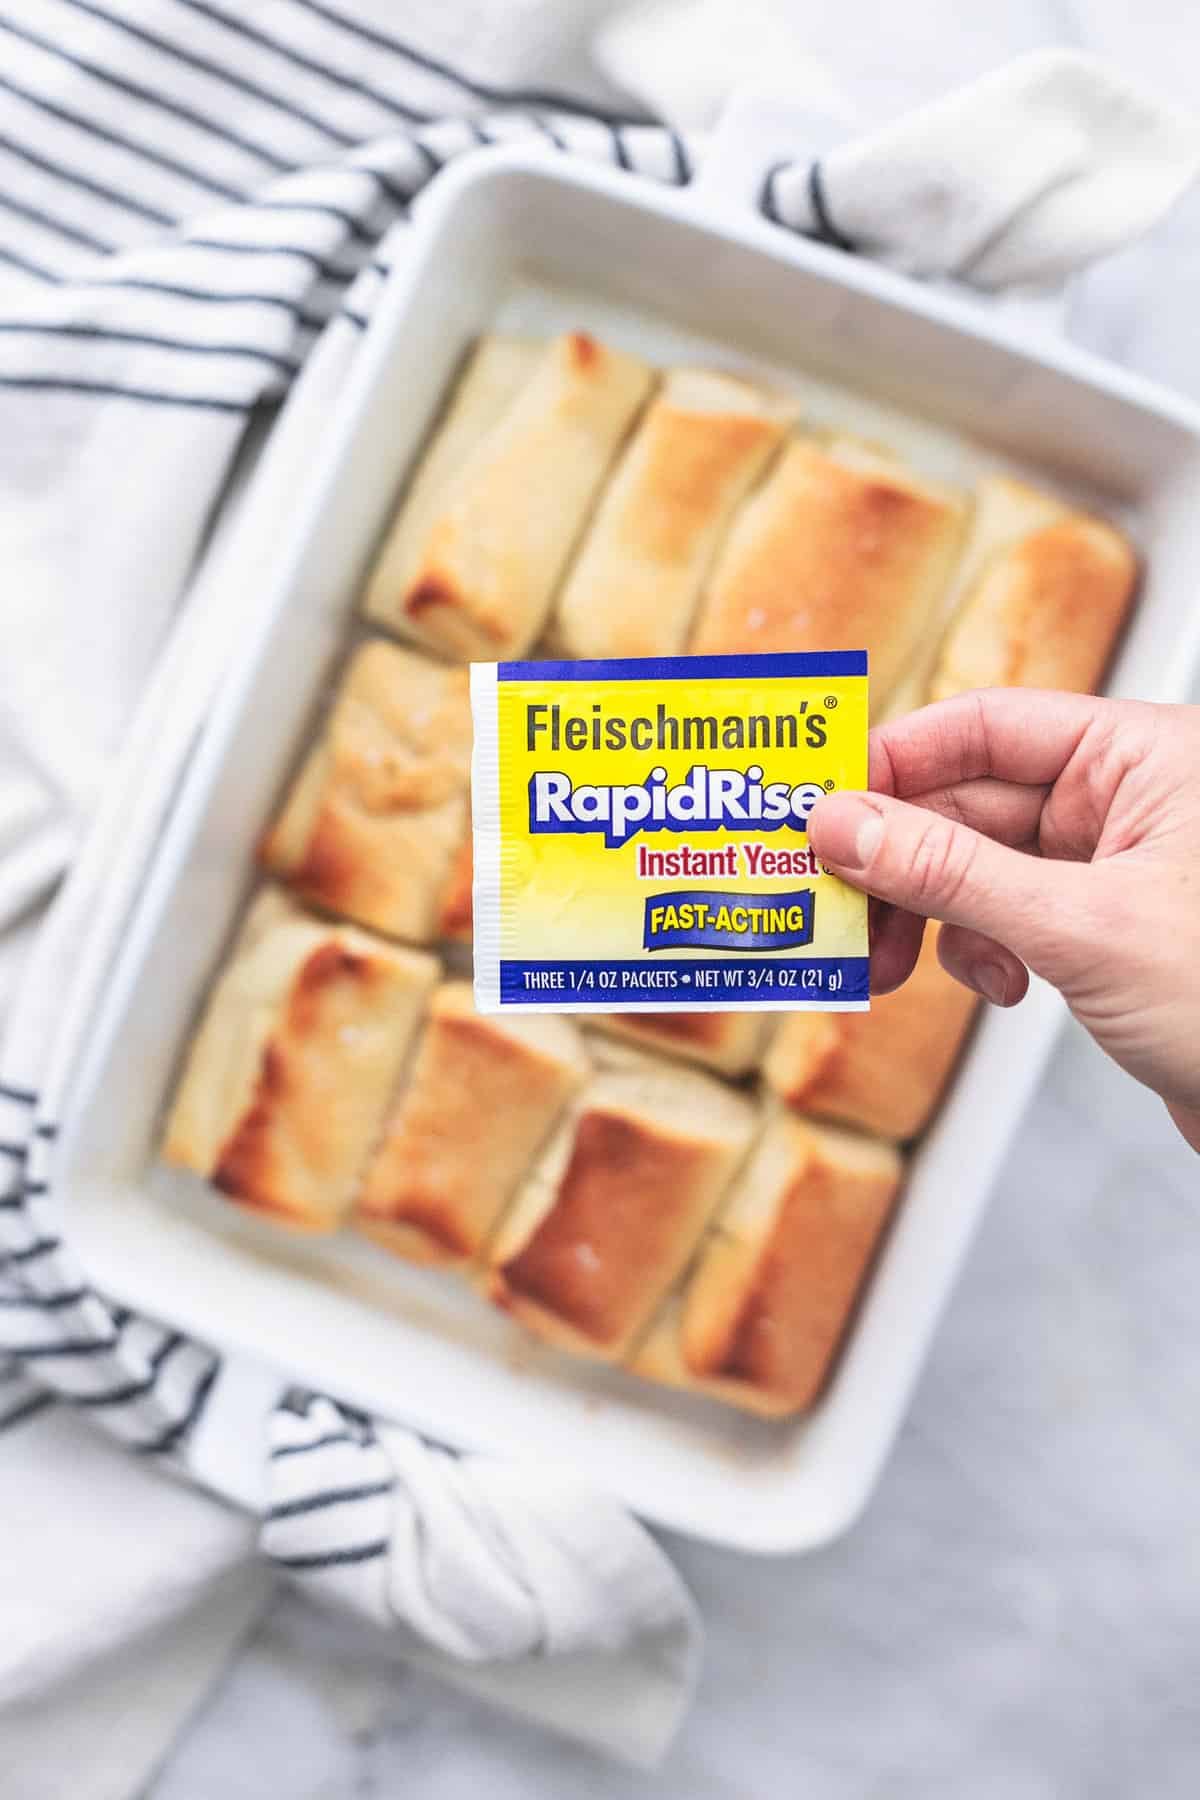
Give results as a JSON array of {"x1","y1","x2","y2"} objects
[
  {"x1": 355, "y1": 982, "x2": 590, "y2": 1266},
  {"x1": 929, "y1": 474, "x2": 1138, "y2": 701},
  {"x1": 163, "y1": 890, "x2": 438, "y2": 1231},
  {"x1": 362, "y1": 334, "x2": 542, "y2": 635},
  {"x1": 551, "y1": 368, "x2": 794, "y2": 659},
  {"x1": 689, "y1": 436, "x2": 966, "y2": 705},
  {"x1": 763, "y1": 929, "x2": 978, "y2": 1141},
  {"x1": 632, "y1": 1115, "x2": 902, "y2": 1416},
  {"x1": 364, "y1": 331, "x2": 654, "y2": 660},
  {"x1": 259, "y1": 640, "x2": 472, "y2": 944},
  {"x1": 586, "y1": 1009, "x2": 768, "y2": 1078},
  {"x1": 485, "y1": 1052, "x2": 757, "y2": 1360}
]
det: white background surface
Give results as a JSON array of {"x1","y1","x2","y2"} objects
[{"x1": 149, "y1": 6, "x2": 1200, "y2": 1795}]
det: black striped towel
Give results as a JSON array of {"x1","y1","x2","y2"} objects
[{"x1": 0, "y1": 6, "x2": 1196, "y2": 1767}]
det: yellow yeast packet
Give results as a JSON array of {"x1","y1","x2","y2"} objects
[{"x1": 470, "y1": 651, "x2": 869, "y2": 1014}]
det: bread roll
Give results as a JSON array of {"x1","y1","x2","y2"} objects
[
  {"x1": 163, "y1": 890, "x2": 437, "y2": 1231},
  {"x1": 365, "y1": 331, "x2": 654, "y2": 660},
  {"x1": 486, "y1": 1053, "x2": 756, "y2": 1360},
  {"x1": 434, "y1": 833, "x2": 474, "y2": 943},
  {"x1": 356, "y1": 982, "x2": 589, "y2": 1265},
  {"x1": 689, "y1": 436, "x2": 965, "y2": 705},
  {"x1": 259, "y1": 640, "x2": 472, "y2": 944},
  {"x1": 929, "y1": 475, "x2": 1137, "y2": 701},
  {"x1": 763, "y1": 929, "x2": 977, "y2": 1140},
  {"x1": 551, "y1": 368, "x2": 793, "y2": 659},
  {"x1": 632, "y1": 1115, "x2": 902, "y2": 1416},
  {"x1": 363, "y1": 335, "x2": 542, "y2": 632},
  {"x1": 587, "y1": 1009, "x2": 767, "y2": 1078}
]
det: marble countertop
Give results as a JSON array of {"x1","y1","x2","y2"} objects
[{"x1": 150, "y1": 7, "x2": 1200, "y2": 1796}]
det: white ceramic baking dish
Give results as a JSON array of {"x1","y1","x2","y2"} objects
[{"x1": 60, "y1": 94, "x2": 1200, "y2": 1553}]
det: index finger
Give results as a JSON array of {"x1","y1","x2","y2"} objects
[{"x1": 869, "y1": 688, "x2": 1109, "y2": 798}]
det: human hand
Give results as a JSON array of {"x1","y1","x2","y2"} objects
[{"x1": 807, "y1": 689, "x2": 1200, "y2": 1154}]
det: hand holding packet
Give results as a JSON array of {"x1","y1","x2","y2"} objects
[{"x1": 471, "y1": 652, "x2": 870, "y2": 1014}]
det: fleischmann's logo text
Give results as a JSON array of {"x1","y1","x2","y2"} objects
[{"x1": 525, "y1": 699, "x2": 828, "y2": 754}]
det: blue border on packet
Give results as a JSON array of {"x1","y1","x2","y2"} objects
[
  {"x1": 499, "y1": 956, "x2": 869, "y2": 1006},
  {"x1": 496, "y1": 651, "x2": 869, "y2": 683}
]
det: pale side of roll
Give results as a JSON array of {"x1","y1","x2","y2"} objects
[
  {"x1": 366, "y1": 331, "x2": 655, "y2": 660},
  {"x1": 631, "y1": 1114, "x2": 902, "y2": 1416},
  {"x1": 356, "y1": 982, "x2": 589, "y2": 1266},
  {"x1": 163, "y1": 889, "x2": 438, "y2": 1231},
  {"x1": 927, "y1": 474, "x2": 1138, "y2": 702},
  {"x1": 485, "y1": 1050, "x2": 757, "y2": 1361},
  {"x1": 259, "y1": 640, "x2": 472, "y2": 945},
  {"x1": 551, "y1": 367, "x2": 795, "y2": 659}
]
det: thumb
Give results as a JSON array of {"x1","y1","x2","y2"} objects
[{"x1": 809, "y1": 790, "x2": 1087, "y2": 977}]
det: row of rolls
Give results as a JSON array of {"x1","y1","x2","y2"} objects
[
  {"x1": 165, "y1": 888, "x2": 915, "y2": 1418},
  {"x1": 162, "y1": 329, "x2": 1139, "y2": 1419}
]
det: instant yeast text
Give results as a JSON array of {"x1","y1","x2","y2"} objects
[{"x1": 471, "y1": 651, "x2": 869, "y2": 1013}]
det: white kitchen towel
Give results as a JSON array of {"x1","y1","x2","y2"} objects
[
  {"x1": 0, "y1": 3, "x2": 1197, "y2": 1778},
  {"x1": 600, "y1": 7, "x2": 1200, "y2": 281},
  {"x1": 0, "y1": 1394, "x2": 269, "y2": 1800}
]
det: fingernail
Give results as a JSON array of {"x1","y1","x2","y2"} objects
[
  {"x1": 810, "y1": 794, "x2": 883, "y2": 872},
  {"x1": 970, "y1": 960, "x2": 1010, "y2": 1006}
]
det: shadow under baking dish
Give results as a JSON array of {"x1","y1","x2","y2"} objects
[{"x1": 60, "y1": 145, "x2": 1200, "y2": 1553}]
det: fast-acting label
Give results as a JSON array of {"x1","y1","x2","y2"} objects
[{"x1": 470, "y1": 651, "x2": 869, "y2": 1014}]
